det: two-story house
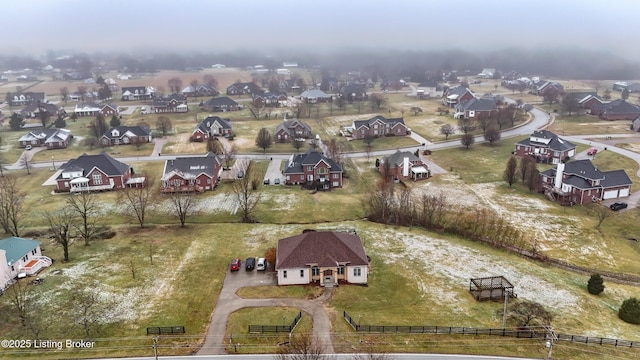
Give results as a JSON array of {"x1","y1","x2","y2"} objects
[
  {"x1": 514, "y1": 130, "x2": 576, "y2": 164},
  {"x1": 442, "y1": 86, "x2": 474, "y2": 107},
  {"x1": 121, "y1": 86, "x2": 155, "y2": 101},
  {"x1": 274, "y1": 119, "x2": 312, "y2": 143},
  {"x1": 379, "y1": 150, "x2": 430, "y2": 181},
  {"x1": 202, "y1": 97, "x2": 241, "y2": 112},
  {"x1": 160, "y1": 152, "x2": 222, "y2": 193},
  {"x1": 190, "y1": 116, "x2": 233, "y2": 141},
  {"x1": 351, "y1": 116, "x2": 409, "y2": 139},
  {"x1": 283, "y1": 149, "x2": 343, "y2": 190},
  {"x1": 55, "y1": 152, "x2": 142, "y2": 193},
  {"x1": 100, "y1": 126, "x2": 152, "y2": 146},
  {"x1": 153, "y1": 94, "x2": 188, "y2": 113}
]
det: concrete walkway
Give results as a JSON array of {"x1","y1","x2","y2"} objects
[{"x1": 198, "y1": 269, "x2": 335, "y2": 355}]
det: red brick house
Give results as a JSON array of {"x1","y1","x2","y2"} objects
[
  {"x1": 202, "y1": 97, "x2": 241, "y2": 112},
  {"x1": 597, "y1": 99, "x2": 640, "y2": 120},
  {"x1": 514, "y1": 130, "x2": 576, "y2": 164},
  {"x1": 283, "y1": 149, "x2": 343, "y2": 190},
  {"x1": 190, "y1": 116, "x2": 233, "y2": 142},
  {"x1": 74, "y1": 102, "x2": 119, "y2": 117},
  {"x1": 55, "y1": 152, "x2": 142, "y2": 192},
  {"x1": 153, "y1": 94, "x2": 188, "y2": 113},
  {"x1": 252, "y1": 92, "x2": 288, "y2": 108},
  {"x1": 100, "y1": 126, "x2": 152, "y2": 146},
  {"x1": 442, "y1": 86, "x2": 474, "y2": 107},
  {"x1": 379, "y1": 150, "x2": 430, "y2": 181},
  {"x1": 540, "y1": 160, "x2": 631, "y2": 205},
  {"x1": 20, "y1": 102, "x2": 66, "y2": 119},
  {"x1": 350, "y1": 115, "x2": 409, "y2": 139},
  {"x1": 226, "y1": 82, "x2": 263, "y2": 96},
  {"x1": 578, "y1": 95, "x2": 602, "y2": 113},
  {"x1": 275, "y1": 119, "x2": 312, "y2": 143},
  {"x1": 160, "y1": 152, "x2": 222, "y2": 193},
  {"x1": 275, "y1": 230, "x2": 369, "y2": 286}
]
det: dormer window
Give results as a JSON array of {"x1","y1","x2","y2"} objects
[{"x1": 112, "y1": 129, "x2": 120, "y2": 136}]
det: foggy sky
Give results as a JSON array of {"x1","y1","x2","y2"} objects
[{"x1": 2, "y1": 0, "x2": 638, "y2": 58}]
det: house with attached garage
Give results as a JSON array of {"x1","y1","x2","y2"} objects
[
  {"x1": 202, "y1": 96, "x2": 241, "y2": 112},
  {"x1": 226, "y1": 82, "x2": 263, "y2": 96},
  {"x1": 0, "y1": 237, "x2": 52, "y2": 290},
  {"x1": 275, "y1": 230, "x2": 369, "y2": 287},
  {"x1": 100, "y1": 126, "x2": 152, "y2": 146},
  {"x1": 379, "y1": 150, "x2": 430, "y2": 181},
  {"x1": 596, "y1": 99, "x2": 640, "y2": 120},
  {"x1": 55, "y1": 152, "x2": 144, "y2": 193},
  {"x1": 283, "y1": 149, "x2": 343, "y2": 190},
  {"x1": 540, "y1": 159, "x2": 631, "y2": 205},
  {"x1": 350, "y1": 115, "x2": 409, "y2": 139},
  {"x1": 453, "y1": 96, "x2": 497, "y2": 119},
  {"x1": 160, "y1": 152, "x2": 222, "y2": 193},
  {"x1": 121, "y1": 86, "x2": 155, "y2": 101},
  {"x1": 9, "y1": 92, "x2": 46, "y2": 106},
  {"x1": 152, "y1": 94, "x2": 188, "y2": 113},
  {"x1": 73, "y1": 102, "x2": 119, "y2": 117},
  {"x1": 19, "y1": 128, "x2": 73, "y2": 149},
  {"x1": 299, "y1": 89, "x2": 332, "y2": 103},
  {"x1": 442, "y1": 86, "x2": 474, "y2": 107},
  {"x1": 252, "y1": 92, "x2": 288, "y2": 108},
  {"x1": 190, "y1": 116, "x2": 233, "y2": 142},
  {"x1": 275, "y1": 119, "x2": 312, "y2": 143},
  {"x1": 514, "y1": 130, "x2": 576, "y2": 164},
  {"x1": 20, "y1": 102, "x2": 66, "y2": 119}
]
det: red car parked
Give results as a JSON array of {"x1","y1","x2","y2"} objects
[{"x1": 229, "y1": 258, "x2": 241, "y2": 271}]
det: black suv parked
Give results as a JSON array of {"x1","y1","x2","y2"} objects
[
  {"x1": 245, "y1": 257, "x2": 256, "y2": 271},
  {"x1": 610, "y1": 202, "x2": 628, "y2": 211}
]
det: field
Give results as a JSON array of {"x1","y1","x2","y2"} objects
[{"x1": 1, "y1": 71, "x2": 640, "y2": 359}]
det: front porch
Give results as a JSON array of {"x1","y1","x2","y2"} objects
[{"x1": 19, "y1": 256, "x2": 52, "y2": 276}]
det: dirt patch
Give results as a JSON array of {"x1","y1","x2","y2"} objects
[{"x1": 164, "y1": 133, "x2": 207, "y2": 154}]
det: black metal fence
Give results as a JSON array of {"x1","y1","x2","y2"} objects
[
  {"x1": 343, "y1": 311, "x2": 639, "y2": 348},
  {"x1": 249, "y1": 311, "x2": 302, "y2": 333},
  {"x1": 146, "y1": 326, "x2": 185, "y2": 335}
]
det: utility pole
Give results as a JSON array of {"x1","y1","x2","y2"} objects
[
  {"x1": 545, "y1": 326, "x2": 556, "y2": 360},
  {"x1": 152, "y1": 337, "x2": 158, "y2": 360},
  {"x1": 502, "y1": 289, "x2": 509, "y2": 328}
]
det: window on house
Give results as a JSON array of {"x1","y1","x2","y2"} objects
[
  {"x1": 283, "y1": 270, "x2": 287, "y2": 278},
  {"x1": 32, "y1": 249, "x2": 36, "y2": 255},
  {"x1": 353, "y1": 268, "x2": 361, "y2": 277},
  {"x1": 300, "y1": 270, "x2": 304, "y2": 277},
  {"x1": 333, "y1": 174, "x2": 339, "y2": 179},
  {"x1": 207, "y1": 179, "x2": 211, "y2": 184},
  {"x1": 92, "y1": 173, "x2": 103, "y2": 185},
  {"x1": 338, "y1": 266, "x2": 345, "y2": 275},
  {"x1": 312, "y1": 267, "x2": 319, "y2": 276},
  {"x1": 307, "y1": 166, "x2": 313, "y2": 171},
  {"x1": 317, "y1": 167, "x2": 326, "y2": 174}
]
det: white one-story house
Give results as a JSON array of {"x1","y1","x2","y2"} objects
[
  {"x1": 275, "y1": 231, "x2": 369, "y2": 287},
  {"x1": 0, "y1": 237, "x2": 52, "y2": 290}
]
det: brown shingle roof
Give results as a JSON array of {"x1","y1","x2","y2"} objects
[{"x1": 276, "y1": 231, "x2": 368, "y2": 270}]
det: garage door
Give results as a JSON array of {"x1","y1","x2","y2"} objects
[
  {"x1": 619, "y1": 188, "x2": 630, "y2": 197},
  {"x1": 603, "y1": 189, "x2": 618, "y2": 199}
]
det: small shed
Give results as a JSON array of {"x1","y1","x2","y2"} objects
[{"x1": 469, "y1": 276, "x2": 516, "y2": 301}]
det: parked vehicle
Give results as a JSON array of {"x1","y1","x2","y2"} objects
[
  {"x1": 229, "y1": 258, "x2": 241, "y2": 271},
  {"x1": 610, "y1": 202, "x2": 628, "y2": 211},
  {"x1": 256, "y1": 257, "x2": 266, "y2": 271},
  {"x1": 245, "y1": 257, "x2": 256, "y2": 271},
  {"x1": 274, "y1": 178, "x2": 280, "y2": 185},
  {"x1": 587, "y1": 147, "x2": 598, "y2": 155},
  {"x1": 25, "y1": 145, "x2": 32, "y2": 150},
  {"x1": 237, "y1": 170, "x2": 244, "y2": 178},
  {"x1": 263, "y1": 178, "x2": 270, "y2": 185}
]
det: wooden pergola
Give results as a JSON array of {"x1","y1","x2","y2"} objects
[{"x1": 469, "y1": 276, "x2": 516, "y2": 302}]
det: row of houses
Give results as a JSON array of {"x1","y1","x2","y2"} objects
[{"x1": 18, "y1": 125, "x2": 152, "y2": 150}]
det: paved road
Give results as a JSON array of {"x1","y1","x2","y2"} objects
[{"x1": 198, "y1": 268, "x2": 334, "y2": 355}]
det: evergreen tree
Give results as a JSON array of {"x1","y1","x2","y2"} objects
[
  {"x1": 587, "y1": 273, "x2": 605, "y2": 295},
  {"x1": 110, "y1": 115, "x2": 121, "y2": 127},
  {"x1": 619, "y1": 297, "x2": 640, "y2": 324},
  {"x1": 9, "y1": 113, "x2": 24, "y2": 130}
]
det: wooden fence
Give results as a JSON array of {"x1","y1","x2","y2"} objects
[{"x1": 343, "y1": 311, "x2": 638, "y2": 348}]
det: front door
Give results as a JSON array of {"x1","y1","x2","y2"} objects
[{"x1": 323, "y1": 269, "x2": 333, "y2": 285}]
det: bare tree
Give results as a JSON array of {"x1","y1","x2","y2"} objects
[
  {"x1": 69, "y1": 285, "x2": 116, "y2": 338},
  {"x1": 484, "y1": 126, "x2": 501, "y2": 145},
  {"x1": 503, "y1": 156, "x2": 518, "y2": 187},
  {"x1": 460, "y1": 133, "x2": 475, "y2": 149},
  {"x1": 67, "y1": 192, "x2": 98, "y2": 246},
  {"x1": 526, "y1": 162, "x2": 540, "y2": 192},
  {"x1": 7, "y1": 279, "x2": 31, "y2": 327},
  {"x1": 500, "y1": 299, "x2": 553, "y2": 328},
  {"x1": 203, "y1": 74, "x2": 218, "y2": 89},
  {"x1": 363, "y1": 135, "x2": 375, "y2": 162},
  {"x1": 457, "y1": 118, "x2": 476, "y2": 134},
  {"x1": 274, "y1": 333, "x2": 335, "y2": 360},
  {"x1": 19, "y1": 155, "x2": 31, "y2": 175},
  {"x1": 325, "y1": 138, "x2": 345, "y2": 166},
  {"x1": 167, "y1": 77, "x2": 183, "y2": 94},
  {"x1": 169, "y1": 191, "x2": 196, "y2": 227},
  {"x1": 120, "y1": 177, "x2": 155, "y2": 228},
  {"x1": 410, "y1": 106, "x2": 423, "y2": 116},
  {"x1": 223, "y1": 143, "x2": 236, "y2": 169},
  {"x1": 59, "y1": 86, "x2": 69, "y2": 105},
  {"x1": 46, "y1": 207, "x2": 75, "y2": 262},
  {"x1": 207, "y1": 137, "x2": 224, "y2": 155},
  {"x1": 255, "y1": 128, "x2": 272, "y2": 153},
  {"x1": 156, "y1": 116, "x2": 172, "y2": 136},
  {"x1": 91, "y1": 113, "x2": 109, "y2": 140},
  {"x1": 232, "y1": 162, "x2": 261, "y2": 223},
  {"x1": 351, "y1": 336, "x2": 395, "y2": 360},
  {"x1": 0, "y1": 175, "x2": 24, "y2": 236},
  {"x1": 439, "y1": 124, "x2": 455, "y2": 139},
  {"x1": 369, "y1": 93, "x2": 385, "y2": 110},
  {"x1": 292, "y1": 138, "x2": 305, "y2": 152},
  {"x1": 590, "y1": 203, "x2": 611, "y2": 229}
]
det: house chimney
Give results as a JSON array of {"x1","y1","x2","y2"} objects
[
  {"x1": 554, "y1": 162, "x2": 565, "y2": 189},
  {"x1": 402, "y1": 156, "x2": 410, "y2": 178}
]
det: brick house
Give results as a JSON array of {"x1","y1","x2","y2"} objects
[
  {"x1": 453, "y1": 97, "x2": 497, "y2": 119},
  {"x1": 9, "y1": 92, "x2": 46, "y2": 106},
  {"x1": 20, "y1": 102, "x2": 66, "y2": 119},
  {"x1": 275, "y1": 119, "x2": 312, "y2": 143},
  {"x1": 379, "y1": 150, "x2": 430, "y2": 181},
  {"x1": 73, "y1": 102, "x2": 119, "y2": 117},
  {"x1": 190, "y1": 116, "x2": 233, "y2": 142},
  {"x1": 442, "y1": 86, "x2": 474, "y2": 107},
  {"x1": 202, "y1": 97, "x2": 241, "y2": 112},
  {"x1": 153, "y1": 94, "x2": 188, "y2": 113},
  {"x1": 540, "y1": 160, "x2": 631, "y2": 205},
  {"x1": 100, "y1": 126, "x2": 152, "y2": 146},
  {"x1": 226, "y1": 82, "x2": 263, "y2": 96},
  {"x1": 351, "y1": 115, "x2": 409, "y2": 139},
  {"x1": 597, "y1": 99, "x2": 640, "y2": 120},
  {"x1": 160, "y1": 152, "x2": 222, "y2": 193},
  {"x1": 252, "y1": 92, "x2": 288, "y2": 108},
  {"x1": 283, "y1": 149, "x2": 343, "y2": 190},
  {"x1": 514, "y1": 130, "x2": 576, "y2": 164},
  {"x1": 55, "y1": 152, "x2": 142, "y2": 192},
  {"x1": 121, "y1": 86, "x2": 155, "y2": 101},
  {"x1": 18, "y1": 128, "x2": 73, "y2": 149}
]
